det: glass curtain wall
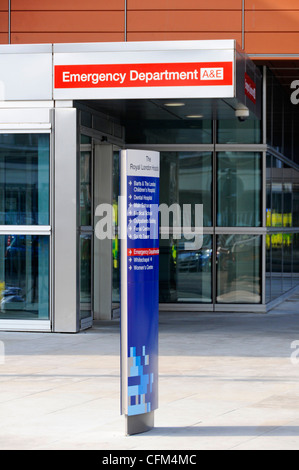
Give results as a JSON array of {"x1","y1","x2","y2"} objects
[
  {"x1": 158, "y1": 149, "x2": 262, "y2": 304},
  {"x1": 77, "y1": 67, "x2": 299, "y2": 312},
  {"x1": 265, "y1": 66, "x2": 299, "y2": 302},
  {"x1": 266, "y1": 154, "x2": 299, "y2": 301},
  {"x1": 0, "y1": 134, "x2": 50, "y2": 320}
]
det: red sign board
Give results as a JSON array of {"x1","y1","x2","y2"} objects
[
  {"x1": 245, "y1": 72, "x2": 256, "y2": 104},
  {"x1": 54, "y1": 61, "x2": 233, "y2": 89},
  {"x1": 127, "y1": 248, "x2": 159, "y2": 257}
]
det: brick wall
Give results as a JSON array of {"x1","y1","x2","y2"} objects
[
  {"x1": 245, "y1": 0, "x2": 299, "y2": 55},
  {"x1": 10, "y1": 0, "x2": 125, "y2": 44},
  {"x1": 0, "y1": 1, "x2": 8, "y2": 43}
]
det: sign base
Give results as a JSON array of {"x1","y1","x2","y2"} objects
[{"x1": 125, "y1": 411, "x2": 155, "y2": 436}]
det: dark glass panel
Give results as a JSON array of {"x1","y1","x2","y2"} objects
[
  {"x1": 0, "y1": 134, "x2": 50, "y2": 225},
  {"x1": 0, "y1": 235, "x2": 49, "y2": 320}
]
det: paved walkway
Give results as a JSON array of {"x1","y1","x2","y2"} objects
[{"x1": 1, "y1": 292, "x2": 299, "y2": 450}]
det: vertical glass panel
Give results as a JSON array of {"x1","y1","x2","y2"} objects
[
  {"x1": 283, "y1": 164, "x2": 292, "y2": 228},
  {"x1": 160, "y1": 152, "x2": 212, "y2": 227},
  {"x1": 0, "y1": 235, "x2": 49, "y2": 320},
  {"x1": 284, "y1": 108, "x2": 293, "y2": 160},
  {"x1": 80, "y1": 234, "x2": 92, "y2": 320},
  {"x1": 266, "y1": 234, "x2": 271, "y2": 303},
  {"x1": 271, "y1": 182, "x2": 283, "y2": 227},
  {"x1": 216, "y1": 234, "x2": 261, "y2": 304},
  {"x1": 283, "y1": 233, "x2": 293, "y2": 294},
  {"x1": 272, "y1": 81, "x2": 283, "y2": 154},
  {"x1": 217, "y1": 152, "x2": 261, "y2": 227},
  {"x1": 293, "y1": 234, "x2": 299, "y2": 287},
  {"x1": 293, "y1": 168, "x2": 299, "y2": 228},
  {"x1": 112, "y1": 151, "x2": 120, "y2": 303},
  {"x1": 293, "y1": 113, "x2": 299, "y2": 166},
  {"x1": 178, "y1": 153, "x2": 212, "y2": 227},
  {"x1": 0, "y1": 134, "x2": 50, "y2": 225},
  {"x1": 80, "y1": 151, "x2": 92, "y2": 226},
  {"x1": 159, "y1": 235, "x2": 212, "y2": 303},
  {"x1": 266, "y1": 154, "x2": 272, "y2": 227},
  {"x1": 266, "y1": 72, "x2": 273, "y2": 147},
  {"x1": 159, "y1": 236, "x2": 177, "y2": 303},
  {"x1": 271, "y1": 233, "x2": 282, "y2": 299},
  {"x1": 176, "y1": 235, "x2": 212, "y2": 302},
  {"x1": 217, "y1": 118, "x2": 261, "y2": 144},
  {"x1": 81, "y1": 111, "x2": 92, "y2": 128},
  {"x1": 271, "y1": 158, "x2": 283, "y2": 228}
]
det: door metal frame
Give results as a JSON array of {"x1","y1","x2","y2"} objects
[{"x1": 0, "y1": 124, "x2": 52, "y2": 332}]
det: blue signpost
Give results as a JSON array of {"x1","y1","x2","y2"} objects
[{"x1": 120, "y1": 149, "x2": 160, "y2": 435}]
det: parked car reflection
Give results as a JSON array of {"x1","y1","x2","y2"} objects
[
  {"x1": 1, "y1": 286, "x2": 25, "y2": 312},
  {"x1": 1, "y1": 235, "x2": 39, "y2": 313},
  {"x1": 177, "y1": 237, "x2": 212, "y2": 272}
]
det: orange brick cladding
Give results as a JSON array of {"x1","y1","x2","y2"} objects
[{"x1": 1, "y1": 0, "x2": 299, "y2": 56}]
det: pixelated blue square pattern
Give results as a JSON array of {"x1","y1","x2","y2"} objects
[{"x1": 127, "y1": 346, "x2": 154, "y2": 416}]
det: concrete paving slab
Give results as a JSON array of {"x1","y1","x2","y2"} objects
[{"x1": 0, "y1": 292, "x2": 299, "y2": 450}]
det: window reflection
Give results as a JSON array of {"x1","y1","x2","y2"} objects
[
  {"x1": 283, "y1": 233, "x2": 293, "y2": 293},
  {"x1": 0, "y1": 235, "x2": 49, "y2": 319},
  {"x1": 160, "y1": 152, "x2": 212, "y2": 227},
  {"x1": 80, "y1": 151, "x2": 92, "y2": 226},
  {"x1": 159, "y1": 235, "x2": 212, "y2": 303},
  {"x1": 271, "y1": 233, "x2": 283, "y2": 299},
  {"x1": 271, "y1": 158, "x2": 283, "y2": 227},
  {"x1": 159, "y1": 237, "x2": 177, "y2": 303},
  {"x1": 293, "y1": 234, "x2": 299, "y2": 287},
  {"x1": 267, "y1": 232, "x2": 299, "y2": 301},
  {"x1": 176, "y1": 235, "x2": 212, "y2": 302},
  {"x1": 80, "y1": 234, "x2": 92, "y2": 320},
  {"x1": 217, "y1": 152, "x2": 261, "y2": 227},
  {"x1": 265, "y1": 153, "x2": 299, "y2": 301},
  {"x1": 217, "y1": 118, "x2": 261, "y2": 144},
  {"x1": 266, "y1": 234, "x2": 271, "y2": 302},
  {"x1": 216, "y1": 234, "x2": 261, "y2": 304},
  {"x1": 293, "y1": 170, "x2": 299, "y2": 227},
  {"x1": 266, "y1": 155, "x2": 299, "y2": 229},
  {"x1": 266, "y1": 154, "x2": 272, "y2": 227},
  {"x1": 283, "y1": 164, "x2": 293, "y2": 228}
]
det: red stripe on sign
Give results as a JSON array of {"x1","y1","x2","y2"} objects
[
  {"x1": 127, "y1": 248, "x2": 159, "y2": 256},
  {"x1": 54, "y1": 62, "x2": 233, "y2": 89}
]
